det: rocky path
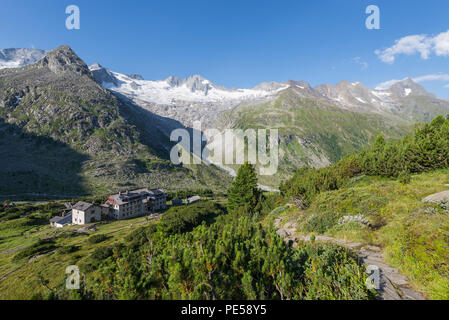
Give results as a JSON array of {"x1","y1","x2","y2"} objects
[{"x1": 274, "y1": 216, "x2": 426, "y2": 300}]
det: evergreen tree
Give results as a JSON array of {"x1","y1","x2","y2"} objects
[
  {"x1": 282, "y1": 115, "x2": 449, "y2": 208},
  {"x1": 227, "y1": 162, "x2": 261, "y2": 214}
]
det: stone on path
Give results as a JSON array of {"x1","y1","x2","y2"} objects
[{"x1": 274, "y1": 215, "x2": 426, "y2": 300}]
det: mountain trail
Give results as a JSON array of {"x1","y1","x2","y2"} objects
[
  {"x1": 274, "y1": 216, "x2": 426, "y2": 300},
  {"x1": 0, "y1": 253, "x2": 47, "y2": 282}
]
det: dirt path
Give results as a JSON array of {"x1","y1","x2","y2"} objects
[
  {"x1": 0, "y1": 246, "x2": 26, "y2": 255},
  {"x1": 0, "y1": 253, "x2": 46, "y2": 282},
  {"x1": 274, "y1": 216, "x2": 426, "y2": 300}
]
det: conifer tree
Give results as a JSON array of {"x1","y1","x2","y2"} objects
[{"x1": 227, "y1": 162, "x2": 261, "y2": 214}]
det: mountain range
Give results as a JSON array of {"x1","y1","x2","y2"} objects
[
  {"x1": 88, "y1": 63, "x2": 449, "y2": 125},
  {"x1": 86, "y1": 58, "x2": 449, "y2": 186},
  {"x1": 0, "y1": 46, "x2": 231, "y2": 198},
  {"x1": 1, "y1": 46, "x2": 449, "y2": 194}
]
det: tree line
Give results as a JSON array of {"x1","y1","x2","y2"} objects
[{"x1": 280, "y1": 115, "x2": 449, "y2": 208}]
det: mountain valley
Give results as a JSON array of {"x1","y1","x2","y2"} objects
[{"x1": 1, "y1": 46, "x2": 449, "y2": 194}]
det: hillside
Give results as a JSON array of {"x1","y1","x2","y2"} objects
[
  {"x1": 0, "y1": 46, "x2": 231, "y2": 198},
  {"x1": 273, "y1": 169, "x2": 449, "y2": 299},
  {"x1": 276, "y1": 115, "x2": 449, "y2": 299},
  {"x1": 0, "y1": 199, "x2": 374, "y2": 300},
  {"x1": 218, "y1": 88, "x2": 411, "y2": 187}
]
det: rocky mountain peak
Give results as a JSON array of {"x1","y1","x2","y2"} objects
[
  {"x1": 285, "y1": 80, "x2": 311, "y2": 90},
  {"x1": 253, "y1": 81, "x2": 288, "y2": 92},
  {"x1": 164, "y1": 74, "x2": 213, "y2": 94},
  {"x1": 128, "y1": 74, "x2": 144, "y2": 80},
  {"x1": 89, "y1": 62, "x2": 103, "y2": 70},
  {"x1": 389, "y1": 78, "x2": 433, "y2": 98},
  {"x1": 38, "y1": 45, "x2": 92, "y2": 77},
  {"x1": 184, "y1": 75, "x2": 212, "y2": 93},
  {"x1": 89, "y1": 63, "x2": 119, "y2": 86},
  {"x1": 336, "y1": 80, "x2": 352, "y2": 87},
  {"x1": 165, "y1": 75, "x2": 184, "y2": 87}
]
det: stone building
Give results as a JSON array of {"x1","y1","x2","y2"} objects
[{"x1": 72, "y1": 201, "x2": 101, "y2": 225}]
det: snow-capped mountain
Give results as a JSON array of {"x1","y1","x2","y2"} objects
[
  {"x1": 89, "y1": 64, "x2": 288, "y2": 105},
  {"x1": 311, "y1": 78, "x2": 443, "y2": 118},
  {"x1": 314, "y1": 80, "x2": 398, "y2": 113},
  {"x1": 388, "y1": 78, "x2": 434, "y2": 99},
  {"x1": 89, "y1": 63, "x2": 291, "y2": 128},
  {"x1": 1, "y1": 47, "x2": 445, "y2": 125},
  {"x1": 87, "y1": 62, "x2": 449, "y2": 129},
  {"x1": 0, "y1": 48, "x2": 47, "y2": 69},
  {"x1": 2, "y1": 45, "x2": 449, "y2": 189},
  {"x1": 90, "y1": 63, "x2": 441, "y2": 115}
]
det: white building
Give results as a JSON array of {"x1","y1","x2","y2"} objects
[
  {"x1": 72, "y1": 201, "x2": 101, "y2": 225},
  {"x1": 104, "y1": 188, "x2": 167, "y2": 220}
]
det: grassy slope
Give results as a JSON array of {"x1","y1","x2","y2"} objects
[
  {"x1": 0, "y1": 199, "x2": 230, "y2": 299},
  {"x1": 394, "y1": 95, "x2": 449, "y2": 123},
  {"x1": 278, "y1": 169, "x2": 449, "y2": 299},
  {"x1": 0, "y1": 213, "x2": 154, "y2": 299}
]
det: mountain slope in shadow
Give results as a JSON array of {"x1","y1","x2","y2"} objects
[
  {"x1": 0, "y1": 119, "x2": 89, "y2": 198},
  {"x1": 0, "y1": 46, "x2": 231, "y2": 197}
]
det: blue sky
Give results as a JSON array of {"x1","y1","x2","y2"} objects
[{"x1": 1, "y1": 0, "x2": 449, "y2": 97}]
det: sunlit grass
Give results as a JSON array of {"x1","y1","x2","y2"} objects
[
  {"x1": 279, "y1": 168, "x2": 449, "y2": 299},
  {"x1": 0, "y1": 214, "x2": 156, "y2": 299}
]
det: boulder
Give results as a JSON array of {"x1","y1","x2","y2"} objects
[{"x1": 422, "y1": 190, "x2": 449, "y2": 204}]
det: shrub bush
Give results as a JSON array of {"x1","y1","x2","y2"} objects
[
  {"x1": 91, "y1": 215, "x2": 375, "y2": 300},
  {"x1": 90, "y1": 246, "x2": 113, "y2": 261},
  {"x1": 57, "y1": 245, "x2": 80, "y2": 255},
  {"x1": 87, "y1": 234, "x2": 109, "y2": 244},
  {"x1": 398, "y1": 171, "x2": 411, "y2": 184},
  {"x1": 281, "y1": 115, "x2": 449, "y2": 208},
  {"x1": 159, "y1": 201, "x2": 225, "y2": 235}
]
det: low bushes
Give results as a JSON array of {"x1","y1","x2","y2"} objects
[
  {"x1": 159, "y1": 201, "x2": 225, "y2": 235},
  {"x1": 87, "y1": 234, "x2": 109, "y2": 244},
  {"x1": 281, "y1": 115, "x2": 449, "y2": 208},
  {"x1": 13, "y1": 239, "x2": 57, "y2": 261},
  {"x1": 90, "y1": 215, "x2": 376, "y2": 300},
  {"x1": 57, "y1": 245, "x2": 80, "y2": 255}
]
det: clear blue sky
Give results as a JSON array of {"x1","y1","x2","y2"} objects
[{"x1": 1, "y1": 0, "x2": 449, "y2": 97}]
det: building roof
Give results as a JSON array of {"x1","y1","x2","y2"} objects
[
  {"x1": 150, "y1": 188, "x2": 165, "y2": 196},
  {"x1": 50, "y1": 216, "x2": 63, "y2": 223},
  {"x1": 108, "y1": 188, "x2": 166, "y2": 205},
  {"x1": 187, "y1": 195, "x2": 201, "y2": 202},
  {"x1": 72, "y1": 201, "x2": 94, "y2": 211},
  {"x1": 50, "y1": 213, "x2": 72, "y2": 225}
]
